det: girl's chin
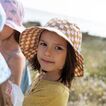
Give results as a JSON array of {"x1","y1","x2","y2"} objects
[
  {"x1": 41, "y1": 67, "x2": 52, "y2": 72},
  {"x1": 41, "y1": 68, "x2": 49, "y2": 72}
]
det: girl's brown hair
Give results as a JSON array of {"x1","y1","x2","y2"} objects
[{"x1": 14, "y1": 30, "x2": 20, "y2": 43}]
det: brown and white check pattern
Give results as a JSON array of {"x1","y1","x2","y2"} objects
[
  {"x1": 45, "y1": 18, "x2": 82, "y2": 52},
  {"x1": 19, "y1": 18, "x2": 84, "y2": 77}
]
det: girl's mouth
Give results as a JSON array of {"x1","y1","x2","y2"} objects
[{"x1": 41, "y1": 59, "x2": 54, "y2": 64}]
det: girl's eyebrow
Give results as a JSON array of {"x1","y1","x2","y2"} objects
[
  {"x1": 53, "y1": 41, "x2": 67, "y2": 48},
  {"x1": 55, "y1": 44, "x2": 67, "y2": 49},
  {"x1": 39, "y1": 39, "x2": 45, "y2": 42},
  {"x1": 39, "y1": 39, "x2": 67, "y2": 48}
]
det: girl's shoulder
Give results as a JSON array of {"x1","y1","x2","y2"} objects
[
  {"x1": 34, "y1": 79, "x2": 69, "y2": 95},
  {"x1": 24, "y1": 79, "x2": 69, "y2": 106}
]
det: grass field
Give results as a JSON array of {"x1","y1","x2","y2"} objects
[{"x1": 82, "y1": 34, "x2": 106, "y2": 81}]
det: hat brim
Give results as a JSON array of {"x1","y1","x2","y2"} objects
[
  {"x1": 19, "y1": 26, "x2": 84, "y2": 77},
  {"x1": 6, "y1": 20, "x2": 26, "y2": 33}
]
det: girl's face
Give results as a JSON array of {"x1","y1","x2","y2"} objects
[
  {"x1": 37, "y1": 30, "x2": 67, "y2": 75},
  {"x1": 0, "y1": 25, "x2": 14, "y2": 40}
]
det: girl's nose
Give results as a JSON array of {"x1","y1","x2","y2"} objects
[{"x1": 44, "y1": 47, "x2": 52, "y2": 57}]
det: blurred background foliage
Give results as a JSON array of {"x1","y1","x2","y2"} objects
[
  {"x1": 68, "y1": 33, "x2": 106, "y2": 106},
  {"x1": 24, "y1": 21, "x2": 106, "y2": 106}
]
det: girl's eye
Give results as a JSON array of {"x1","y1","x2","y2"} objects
[
  {"x1": 55, "y1": 46, "x2": 63, "y2": 50},
  {"x1": 39, "y1": 42, "x2": 47, "y2": 46}
]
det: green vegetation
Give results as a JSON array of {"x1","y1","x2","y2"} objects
[
  {"x1": 68, "y1": 33, "x2": 106, "y2": 106},
  {"x1": 82, "y1": 33, "x2": 106, "y2": 81}
]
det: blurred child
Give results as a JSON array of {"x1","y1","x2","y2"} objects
[
  {"x1": 0, "y1": 3, "x2": 11, "y2": 106},
  {"x1": 0, "y1": 0, "x2": 31, "y2": 94},
  {"x1": 19, "y1": 18, "x2": 84, "y2": 106},
  {"x1": 0, "y1": 0, "x2": 31, "y2": 105}
]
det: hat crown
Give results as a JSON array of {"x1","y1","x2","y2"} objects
[
  {"x1": 0, "y1": 0, "x2": 25, "y2": 32},
  {"x1": 45, "y1": 18, "x2": 82, "y2": 52},
  {"x1": 1, "y1": 0, "x2": 24, "y2": 25}
]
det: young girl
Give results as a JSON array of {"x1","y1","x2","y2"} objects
[{"x1": 19, "y1": 18, "x2": 84, "y2": 106}]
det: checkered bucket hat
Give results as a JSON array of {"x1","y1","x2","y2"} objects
[
  {"x1": 0, "y1": 0, "x2": 25, "y2": 33},
  {"x1": 19, "y1": 18, "x2": 84, "y2": 77}
]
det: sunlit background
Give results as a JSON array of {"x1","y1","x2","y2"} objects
[{"x1": 21, "y1": 0, "x2": 106, "y2": 38}]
